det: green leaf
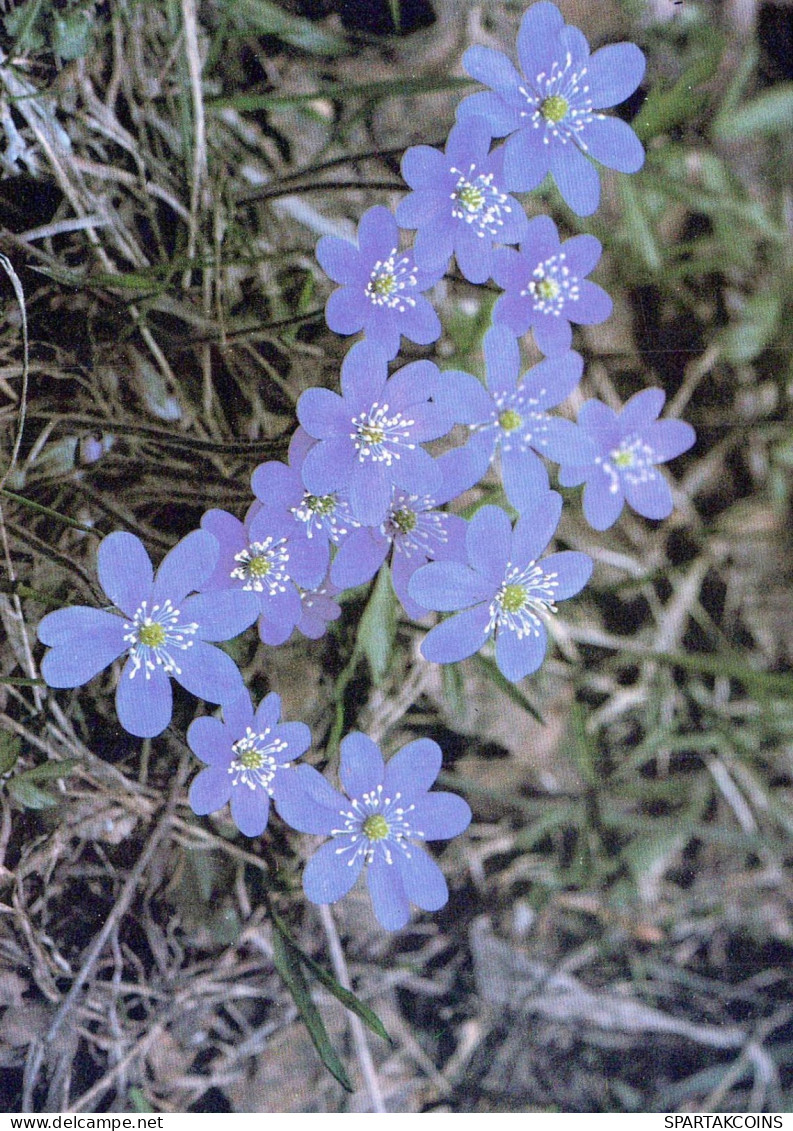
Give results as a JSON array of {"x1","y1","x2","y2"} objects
[
  {"x1": 51, "y1": 9, "x2": 94, "y2": 60},
  {"x1": 22, "y1": 758, "x2": 77, "y2": 782},
  {"x1": 358, "y1": 566, "x2": 397, "y2": 686},
  {"x1": 0, "y1": 733, "x2": 21, "y2": 775},
  {"x1": 618, "y1": 176, "x2": 662, "y2": 274},
  {"x1": 472, "y1": 654, "x2": 544, "y2": 724},
  {"x1": 718, "y1": 290, "x2": 782, "y2": 364},
  {"x1": 566, "y1": 701, "x2": 596, "y2": 787},
  {"x1": 715, "y1": 84, "x2": 793, "y2": 140},
  {"x1": 218, "y1": 0, "x2": 347, "y2": 56},
  {"x1": 8, "y1": 778, "x2": 57, "y2": 810},
  {"x1": 271, "y1": 912, "x2": 390, "y2": 1043},
  {"x1": 633, "y1": 46, "x2": 722, "y2": 142},
  {"x1": 271, "y1": 923, "x2": 353, "y2": 1092},
  {"x1": 387, "y1": 0, "x2": 400, "y2": 32}
]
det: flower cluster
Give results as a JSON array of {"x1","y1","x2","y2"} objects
[{"x1": 36, "y1": 4, "x2": 695, "y2": 932}]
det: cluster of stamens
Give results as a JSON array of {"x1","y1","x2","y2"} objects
[
  {"x1": 523, "y1": 252, "x2": 579, "y2": 316},
  {"x1": 383, "y1": 494, "x2": 448, "y2": 559},
  {"x1": 449, "y1": 165, "x2": 510, "y2": 238},
  {"x1": 365, "y1": 249, "x2": 418, "y2": 311},
  {"x1": 351, "y1": 403, "x2": 415, "y2": 466},
  {"x1": 228, "y1": 726, "x2": 288, "y2": 792},
  {"x1": 123, "y1": 598, "x2": 198, "y2": 680},
  {"x1": 489, "y1": 561, "x2": 559, "y2": 639},
  {"x1": 482, "y1": 389, "x2": 550, "y2": 455},
  {"x1": 292, "y1": 492, "x2": 354, "y2": 542},
  {"x1": 517, "y1": 52, "x2": 601, "y2": 148},
  {"x1": 331, "y1": 784, "x2": 419, "y2": 867},
  {"x1": 597, "y1": 435, "x2": 658, "y2": 494},
  {"x1": 231, "y1": 538, "x2": 290, "y2": 594}
]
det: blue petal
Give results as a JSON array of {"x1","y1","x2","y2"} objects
[
  {"x1": 274, "y1": 765, "x2": 343, "y2": 834},
  {"x1": 296, "y1": 387, "x2": 350, "y2": 440},
  {"x1": 184, "y1": 591, "x2": 260, "y2": 640},
  {"x1": 325, "y1": 286, "x2": 366, "y2": 336},
  {"x1": 550, "y1": 143, "x2": 600, "y2": 217},
  {"x1": 38, "y1": 605, "x2": 125, "y2": 647},
  {"x1": 339, "y1": 339, "x2": 390, "y2": 405},
  {"x1": 495, "y1": 621, "x2": 548, "y2": 681},
  {"x1": 410, "y1": 793, "x2": 472, "y2": 840},
  {"x1": 357, "y1": 206, "x2": 399, "y2": 261},
  {"x1": 301, "y1": 437, "x2": 357, "y2": 495},
  {"x1": 199, "y1": 510, "x2": 246, "y2": 591},
  {"x1": 516, "y1": 1, "x2": 566, "y2": 82},
  {"x1": 643, "y1": 419, "x2": 696, "y2": 461},
  {"x1": 466, "y1": 505, "x2": 512, "y2": 584},
  {"x1": 619, "y1": 388, "x2": 666, "y2": 431},
  {"x1": 116, "y1": 660, "x2": 172, "y2": 737},
  {"x1": 252, "y1": 691, "x2": 280, "y2": 733},
  {"x1": 187, "y1": 714, "x2": 234, "y2": 766},
  {"x1": 97, "y1": 532, "x2": 153, "y2": 617},
  {"x1": 258, "y1": 583, "x2": 302, "y2": 633},
  {"x1": 454, "y1": 226, "x2": 494, "y2": 285},
  {"x1": 340, "y1": 732, "x2": 384, "y2": 797},
  {"x1": 533, "y1": 311, "x2": 573, "y2": 356},
  {"x1": 462, "y1": 44, "x2": 522, "y2": 96},
  {"x1": 446, "y1": 115, "x2": 493, "y2": 167},
  {"x1": 304, "y1": 839, "x2": 364, "y2": 906},
  {"x1": 273, "y1": 722, "x2": 312, "y2": 763},
  {"x1": 583, "y1": 476, "x2": 625, "y2": 530},
  {"x1": 383, "y1": 738, "x2": 442, "y2": 800},
  {"x1": 400, "y1": 144, "x2": 447, "y2": 188},
  {"x1": 40, "y1": 619, "x2": 127, "y2": 689},
  {"x1": 502, "y1": 127, "x2": 552, "y2": 195},
  {"x1": 250, "y1": 461, "x2": 301, "y2": 508},
  {"x1": 393, "y1": 446, "x2": 443, "y2": 501},
  {"x1": 510, "y1": 491, "x2": 563, "y2": 563},
  {"x1": 623, "y1": 469, "x2": 675, "y2": 521},
  {"x1": 174, "y1": 640, "x2": 244, "y2": 705},
  {"x1": 396, "y1": 189, "x2": 449, "y2": 232},
  {"x1": 492, "y1": 290, "x2": 533, "y2": 337},
  {"x1": 367, "y1": 854, "x2": 410, "y2": 930},
  {"x1": 188, "y1": 766, "x2": 231, "y2": 815},
  {"x1": 330, "y1": 528, "x2": 388, "y2": 589},
  {"x1": 501, "y1": 448, "x2": 550, "y2": 514},
  {"x1": 540, "y1": 418, "x2": 597, "y2": 466},
  {"x1": 413, "y1": 221, "x2": 455, "y2": 272},
  {"x1": 349, "y1": 462, "x2": 392, "y2": 527},
  {"x1": 395, "y1": 846, "x2": 449, "y2": 913},
  {"x1": 230, "y1": 785, "x2": 271, "y2": 837},
  {"x1": 586, "y1": 43, "x2": 646, "y2": 109},
  {"x1": 258, "y1": 617, "x2": 292, "y2": 646},
  {"x1": 409, "y1": 562, "x2": 493, "y2": 612},
  {"x1": 542, "y1": 550, "x2": 593, "y2": 600},
  {"x1": 398, "y1": 295, "x2": 442, "y2": 347},
  {"x1": 316, "y1": 235, "x2": 365, "y2": 285},
  {"x1": 484, "y1": 324, "x2": 521, "y2": 397},
  {"x1": 560, "y1": 233, "x2": 603, "y2": 278},
  {"x1": 456, "y1": 90, "x2": 521, "y2": 136},
  {"x1": 574, "y1": 280, "x2": 613, "y2": 326},
  {"x1": 522, "y1": 350, "x2": 584, "y2": 407},
  {"x1": 152, "y1": 529, "x2": 219, "y2": 606},
  {"x1": 433, "y1": 369, "x2": 492, "y2": 426},
  {"x1": 420, "y1": 603, "x2": 492, "y2": 664},
  {"x1": 579, "y1": 398, "x2": 620, "y2": 450}
]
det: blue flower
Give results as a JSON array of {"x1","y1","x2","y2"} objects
[
  {"x1": 276, "y1": 733, "x2": 471, "y2": 931},
  {"x1": 38, "y1": 530, "x2": 257, "y2": 738},
  {"x1": 329, "y1": 450, "x2": 473, "y2": 618},
  {"x1": 199, "y1": 506, "x2": 320, "y2": 646},
  {"x1": 438, "y1": 326, "x2": 593, "y2": 514},
  {"x1": 456, "y1": 1, "x2": 646, "y2": 216},
  {"x1": 409, "y1": 496, "x2": 592, "y2": 682},
  {"x1": 316, "y1": 206, "x2": 443, "y2": 359},
  {"x1": 491, "y1": 215, "x2": 612, "y2": 355},
  {"x1": 296, "y1": 340, "x2": 453, "y2": 527},
  {"x1": 395, "y1": 118, "x2": 528, "y2": 284},
  {"x1": 188, "y1": 690, "x2": 311, "y2": 837},
  {"x1": 558, "y1": 389, "x2": 697, "y2": 530},
  {"x1": 249, "y1": 428, "x2": 358, "y2": 590}
]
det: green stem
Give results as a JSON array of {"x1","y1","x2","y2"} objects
[{"x1": 1, "y1": 488, "x2": 99, "y2": 535}]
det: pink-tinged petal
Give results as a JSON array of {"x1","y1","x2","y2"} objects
[
  {"x1": 550, "y1": 144, "x2": 600, "y2": 217},
  {"x1": 400, "y1": 144, "x2": 447, "y2": 188},
  {"x1": 383, "y1": 738, "x2": 441, "y2": 799},
  {"x1": 586, "y1": 43, "x2": 646, "y2": 109},
  {"x1": 340, "y1": 732, "x2": 384, "y2": 797},
  {"x1": 230, "y1": 786, "x2": 271, "y2": 837},
  {"x1": 511, "y1": 491, "x2": 563, "y2": 563},
  {"x1": 116, "y1": 660, "x2": 172, "y2": 738},
  {"x1": 174, "y1": 640, "x2": 244, "y2": 705},
  {"x1": 97, "y1": 532, "x2": 153, "y2": 617},
  {"x1": 516, "y1": 1, "x2": 566, "y2": 82},
  {"x1": 304, "y1": 839, "x2": 363, "y2": 905},
  {"x1": 619, "y1": 388, "x2": 666, "y2": 431},
  {"x1": 258, "y1": 619, "x2": 292, "y2": 646},
  {"x1": 357, "y1": 206, "x2": 399, "y2": 260},
  {"x1": 41, "y1": 620, "x2": 127, "y2": 688},
  {"x1": 495, "y1": 621, "x2": 548, "y2": 681},
  {"x1": 394, "y1": 846, "x2": 448, "y2": 913},
  {"x1": 367, "y1": 854, "x2": 410, "y2": 930},
  {"x1": 623, "y1": 469, "x2": 675, "y2": 521},
  {"x1": 581, "y1": 115, "x2": 645, "y2": 174},
  {"x1": 188, "y1": 766, "x2": 231, "y2": 815},
  {"x1": 466, "y1": 505, "x2": 512, "y2": 584},
  {"x1": 152, "y1": 529, "x2": 219, "y2": 606},
  {"x1": 325, "y1": 286, "x2": 366, "y2": 337},
  {"x1": 410, "y1": 793, "x2": 472, "y2": 840},
  {"x1": 186, "y1": 714, "x2": 234, "y2": 766},
  {"x1": 316, "y1": 235, "x2": 365, "y2": 285},
  {"x1": 420, "y1": 603, "x2": 492, "y2": 665},
  {"x1": 462, "y1": 45, "x2": 523, "y2": 95}
]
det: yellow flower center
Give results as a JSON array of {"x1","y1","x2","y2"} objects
[
  {"x1": 613, "y1": 449, "x2": 634, "y2": 468},
  {"x1": 392, "y1": 507, "x2": 417, "y2": 533},
  {"x1": 458, "y1": 183, "x2": 485, "y2": 213},
  {"x1": 360, "y1": 424, "x2": 385, "y2": 445},
  {"x1": 239, "y1": 746, "x2": 264, "y2": 770},
  {"x1": 541, "y1": 94, "x2": 569, "y2": 123},
  {"x1": 498, "y1": 409, "x2": 522, "y2": 432},
  {"x1": 138, "y1": 622, "x2": 166, "y2": 648},
  {"x1": 371, "y1": 273, "x2": 397, "y2": 297},
  {"x1": 500, "y1": 584, "x2": 527, "y2": 614},
  {"x1": 536, "y1": 277, "x2": 560, "y2": 301},
  {"x1": 248, "y1": 556, "x2": 271, "y2": 577},
  {"x1": 363, "y1": 814, "x2": 389, "y2": 841}
]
